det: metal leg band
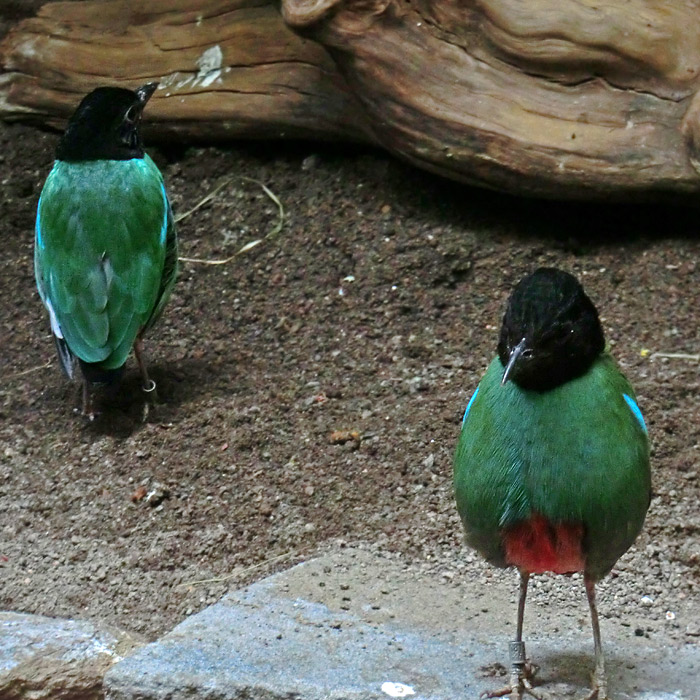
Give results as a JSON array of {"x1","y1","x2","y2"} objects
[{"x1": 509, "y1": 640, "x2": 526, "y2": 667}]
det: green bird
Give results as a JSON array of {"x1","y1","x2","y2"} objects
[
  {"x1": 34, "y1": 83, "x2": 178, "y2": 416},
  {"x1": 454, "y1": 268, "x2": 650, "y2": 700}
]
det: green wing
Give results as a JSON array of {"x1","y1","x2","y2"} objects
[
  {"x1": 35, "y1": 155, "x2": 177, "y2": 371},
  {"x1": 454, "y1": 353, "x2": 651, "y2": 580}
]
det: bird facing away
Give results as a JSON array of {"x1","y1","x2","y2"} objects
[
  {"x1": 454, "y1": 268, "x2": 650, "y2": 700},
  {"x1": 34, "y1": 83, "x2": 178, "y2": 416}
]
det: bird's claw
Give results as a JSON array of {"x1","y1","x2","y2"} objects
[
  {"x1": 74, "y1": 404, "x2": 99, "y2": 421},
  {"x1": 75, "y1": 409, "x2": 97, "y2": 421},
  {"x1": 582, "y1": 677, "x2": 608, "y2": 700},
  {"x1": 480, "y1": 661, "x2": 549, "y2": 700}
]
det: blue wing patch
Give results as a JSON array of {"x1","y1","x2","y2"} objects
[
  {"x1": 462, "y1": 387, "x2": 479, "y2": 425},
  {"x1": 35, "y1": 193, "x2": 44, "y2": 249},
  {"x1": 160, "y1": 182, "x2": 169, "y2": 245},
  {"x1": 623, "y1": 393, "x2": 647, "y2": 434}
]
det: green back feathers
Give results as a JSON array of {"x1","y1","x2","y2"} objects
[
  {"x1": 35, "y1": 155, "x2": 177, "y2": 371},
  {"x1": 454, "y1": 353, "x2": 650, "y2": 580}
]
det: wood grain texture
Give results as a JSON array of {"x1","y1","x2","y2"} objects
[
  {"x1": 282, "y1": 0, "x2": 700, "y2": 198},
  {"x1": 0, "y1": 0, "x2": 373, "y2": 143},
  {"x1": 3, "y1": 0, "x2": 700, "y2": 198}
]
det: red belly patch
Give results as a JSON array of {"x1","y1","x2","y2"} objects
[{"x1": 503, "y1": 513, "x2": 585, "y2": 574}]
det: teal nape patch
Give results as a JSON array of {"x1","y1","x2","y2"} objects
[
  {"x1": 623, "y1": 393, "x2": 647, "y2": 434},
  {"x1": 462, "y1": 387, "x2": 479, "y2": 425}
]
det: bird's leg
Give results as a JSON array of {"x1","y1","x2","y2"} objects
[
  {"x1": 583, "y1": 576, "x2": 609, "y2": 700},
  {"x1": 81, "y1": 380, "x2": 96, "y2": 421},
  {"x1": 482, "y1": 572, "x2": 548, "y2": 700},
  {"x1": 134, "y1": 337, "x2": 159, "y2": 403}
]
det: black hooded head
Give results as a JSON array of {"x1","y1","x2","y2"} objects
[
  {"x1": 497, "y1": 268, "x2": 605, "y2": 392},
  {"x1": 56, "y1": 83, "x2": 158, "y2": 162}
]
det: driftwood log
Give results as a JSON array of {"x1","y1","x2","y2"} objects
[
  {"x1": 0, "y1": 1, "x2": 372, "y2": 142},
  {"x1": 3, "y1": 0, "x2": 700, "y2": 199}
]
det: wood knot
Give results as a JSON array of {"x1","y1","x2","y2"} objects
[
  {"x1": 282, "y1": 0, "x2": 344, "y2": 29},
  {"x1": 282, "y1": 0, "x2": 391, "y2": 32}
]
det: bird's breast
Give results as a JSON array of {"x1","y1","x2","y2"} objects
[{"x1": 502, "y1": 513, "x2": 585, "y2": 574}]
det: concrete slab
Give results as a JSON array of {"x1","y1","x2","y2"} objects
[
  {"x1": 0, "y1": 611, "x2": 141, "y2": 700},
  {"x1": 104, "y1": 549, "x2": 699, "y2": 700}
]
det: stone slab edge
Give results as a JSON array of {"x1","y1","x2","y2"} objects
[
  {"x1": 1, "y1": 611, "x2": 142, "y2": 700},
  {"x1": 104, "y1": 550, "x2": 700, "y2": 700}
]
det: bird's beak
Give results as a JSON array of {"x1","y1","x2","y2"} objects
[
  {"x1": 136, "y1": 83, "x2": 159, "y2": 106},
  {"x1": 501, "y1": 338, "x2": 527, "y2": 385}
]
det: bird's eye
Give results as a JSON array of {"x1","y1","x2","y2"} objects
[
  {"x1": 124, "y1": 105, "x2": 138, "y2": 124},
  {"x1": 522, "y1": 349, "x2": 533, "y2": 359}
]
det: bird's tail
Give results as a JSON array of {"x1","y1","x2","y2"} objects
[
  {"x1": 53, "y1": 335, "x2": 76, "y2": 380},
  {"x1": 78, "y1": 360, "x2": 125, "y2": 386},
  {"x1": 53, "y1": 333, "x2": 124, "y2": 385}
]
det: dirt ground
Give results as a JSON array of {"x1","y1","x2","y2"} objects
[{"x1": 1, "y1": 15, "x2": 700, "y2": 653}]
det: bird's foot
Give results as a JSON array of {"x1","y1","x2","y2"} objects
[
  {"x1": 77, "y1": 380, "x2": 99, "y2": 420},
  {"x1": 74, "y1": 406, "x2": 99, "y2": 421},
  {"x1": 480, "y1": 667, "x2": 548, "y2": 700},
  {"x1": 582, "y1": 673, "x2": 608, "y2": 700},
  {"x1": 481, "y1": 643, "x2": 550, "y2": 700},
  {"x1": 583, "y1": 690, "x2": 607, "y2": 700}
]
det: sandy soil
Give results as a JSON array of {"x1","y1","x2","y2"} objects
[{"x1": 0, "y1": 20, "x2": 699, "y2": 652}]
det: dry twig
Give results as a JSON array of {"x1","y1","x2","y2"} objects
[
  {"x1": 5, "y1": 360, "x2": 53, "y2": 381},
  {"x1": 177, "y1": 175, "x2": 284, "y2": 265},
  {"x1": 177, "y1": 549, "x2": 305, "y2": 588},
  {"x1": 651, "y1": 352, "x2": 700, "y2": 362}
]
